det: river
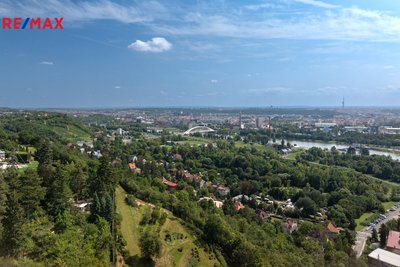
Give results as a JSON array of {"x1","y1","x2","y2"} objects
[{"x1": 287, "y1": 140, "x2": 400, "y2": 161}]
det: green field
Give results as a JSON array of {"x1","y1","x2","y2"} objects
[
  {"x1": 116, "y1": 186, "x2": 221, "y2": 267},
  {"x1": 52, "y1": 125, "x2": 91, "y2": 142},
  {"x1": 284, "y1": 148, "x2": 305, "y2": 160},
  {"x1": 177, "y1": 140, "x2": 208, "y2": 146},
  {"x1": 234, "y1": 141, "x2": 269, "y2": 151},
  {"x1": 383, "y1": 201, "x2": 395, "y2": 211},
  {"x1": 355, "y1": 212, "x2": 374, "y2": 231},
  {"x1": 116, "y1": 186, "x2": 143, "y2": 256}
]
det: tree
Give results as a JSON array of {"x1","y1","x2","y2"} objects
[
  {"x1": 223, "y1": 200, "x2": 236, "y2": 216},
  {"x1": 360, "y1": 147, "x2": 370, "y2": 156},
  {"x1": 295, "y1": 197, "x2": 317, "y2": 217},
  {"x1": 346, "y1": 146, "x2": 356, "y2": 155},
  {"x1": 139, "y1": 226, "x2": 161, "y2": 259},
  {"x1": 18, "y1": 169, "x2": 45, "y2": 218},
  {"x1": 229, "y1": 238, "x2": 263, "y2": 267},
  {"x1": 371, "y1": 228, "x2": 378, "y2": 243},
  {"x1": 90, "y1": 154, "x2": 116, "y2": 195},
  {"x1": 45, "y1": 166, "x2": 73, "y2": 217},
  {"x1": 70, "y1": 164, "x2": 88, "y2": 201},
  {"x1": 0, "y1": 173, "x2": 8, "y2": 216},
  {"x1": 1, "y1": 191, "x2": 26, "y2": 256},
  {"x1": 379, "y1": 224, "x2": 389, "y2": 248}
]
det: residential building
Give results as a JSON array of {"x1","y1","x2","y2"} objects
[
  {"x1": 386, "y1": 230, "x2": 400, "y2": 255},
  {"x1": 234, "y1": 201, "x2": 245, "y2": 211},
  {"x1": 281, "y1": 220, "x2": 297, "y2": 234},
  {"x1": 0, "y1": 150, "x2": 6, "y2": 161},
  {"x1": 326, "y1": 222, "x2": 340, "y2": 238},
  {"x1": 257, "y1": 210, "x2": 268, "y2": 221},
  {"x1": 368, "y1": 248, "x2": 400, "y2": 267},
  {"x1": 198, "y1": 197, "x2": 223, "y2": 209},
  {"x1": 162, "y1": 177, "x2": 177, "y2": 189},
  {"x1": 216, "y1": 185, "x2": 230, "y2": 197}
]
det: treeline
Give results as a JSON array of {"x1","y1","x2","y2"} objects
[
  {"x1": 0, "y1": 112, "x2": 90, "y2": 149},
  {"x1": 300, "y1": 147, "x2": 400, "y2": 184},
  {"x1": 0, "y1": 113, "x2": 120, "y2": 266}
]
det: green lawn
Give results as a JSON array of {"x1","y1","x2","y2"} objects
[
  {"x1": 383, "y1": 201, "x2": 395, "y2": 211},
  {"x1": 52, "y1": 125, "x2": 91, "y2": 142},
  {"x1": 284, "y1": 148, "x2": 305, "y2": 160},
  {"x1": 115, "y1": 186, "x2": 143, "y2": 256},
  {"x1": 355, "y1": 212, "x2": 374, "y2": 231},
  {"x1": 177, "y1": 140, "x2": 208, "y2": 146},
  {"x1": 115, "y1": 186, "x2": 221, "y2": 267},
  {"x1": 234, "y1": 141, "x2": 269, "y2": 151}
]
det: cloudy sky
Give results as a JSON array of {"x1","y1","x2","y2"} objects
[{"x1": 1, "y1": 0, "x2": 400, "y2": 108}]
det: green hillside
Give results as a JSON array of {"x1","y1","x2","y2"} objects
[{"x1": 116, "y1": 186, "x2": 222, "y2": 267}]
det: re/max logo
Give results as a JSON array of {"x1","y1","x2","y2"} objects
[{"x1": 1, "y1": 17, "x2": 64, "y2": 30}]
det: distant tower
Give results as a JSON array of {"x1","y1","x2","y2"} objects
[
  {"x1": 239, "y1": 112, "x2": 244, "y2": 129},
  {"x1": 342, "y1": 97, "x2": 345, "y2": 109}
]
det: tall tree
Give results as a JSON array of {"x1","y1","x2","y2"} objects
[
  {"x1": 45, "y1": 166, "x2": 72, "y2": 217},
  {"x1": 1, "y1": 191, "x2": 26, "y2": 257},
  {"x1": 91, "y1": 154, "x2": 116, "y2": 195},
  {"x1": 70, "y1": 164, "x2": 88, "y2": 201},
  {"x1": 379, "y1": 224, "x2": 389, "y2": 248},
  {"x1": 19, "y1": 169, "x2": 45, "y2": 218},
  {"x1": 371, "y1": 228, "x2": 378, "y2": 243}
]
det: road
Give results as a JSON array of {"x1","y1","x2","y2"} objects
[{"x1": 353, "y1": 205, "x2": 400, "y2": 257}]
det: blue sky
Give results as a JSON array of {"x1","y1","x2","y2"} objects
[{"x1": 1, "y1": 0, "x2": 400, "y2": 108}]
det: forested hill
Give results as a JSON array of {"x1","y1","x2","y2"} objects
[{"x1": 0, "y1": 112, "x2": 90, "y2": 150}]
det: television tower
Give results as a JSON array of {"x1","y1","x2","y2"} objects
[{"x1": 342, "y1": 97, "x2": 344, "y2": 109}]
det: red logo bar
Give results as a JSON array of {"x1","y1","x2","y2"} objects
[{"x1": 1, "y1": 17, "x2": 64, "y2": 30}]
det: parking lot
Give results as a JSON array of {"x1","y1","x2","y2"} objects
[{"x1": 353, "y1": 202, "x2": 400, "y2": 257}]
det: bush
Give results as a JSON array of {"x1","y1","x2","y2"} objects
[{"x1": 125, "y1": 195, "x2": 138, "y2": 207}]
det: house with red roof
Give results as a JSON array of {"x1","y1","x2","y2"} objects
[
  {"x1": 386, "y1": 230, "x2": 400, "y2": 255},
  {"x1": 129, "y1": 163, "x2": 136, "y2": 170},
  {"x1": 234, "y1": 201, "x2": 245, "y2": 212},
  {"x1": 128, "y1": 162, "x2": 141, "y2": 174},
  {"x1": 325, "y1": 222, "x2": 340, "y2": 239},
  {"x1": 281, "y1": 220, "x2": 297, "y2": 234},
  {"x1": 256, "y1": 210, "x2": 269, "y2": 221},
  {"x1": 162, "y1": 177, "x2": 177, "y2": 189}
]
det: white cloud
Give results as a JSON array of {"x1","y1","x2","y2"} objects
[
  {"x1": 247, "y1": 73, "x2": 261, "y2": 78},
  {"x1": 128, "y1": 37, "x2": 172, "y2": 52},
  {"x1": 210, "y1": 79, "x2": 218, "y2": 83},
  {"x1": 383, "y1": 65, "x2": 395, "y2": 70},
  {"x1": 186, "y1": 42, "x2": 218, "y2": 52},
  {"x1": 243, "y1": 3, "x2": 277, "y2": 11},
  {"x1": 160, "y1": 90, "x2": 168, "y2": 95},
  {"x1": 294, "y1": 0, "x2": 339, "y2": 9},
  {"x1": 114, "y1": 85, "x2": 121, "y2": 89},
  {"x1": 0, "y1": 0, "x2": 165, "y2": 24},
  {"x1": 247, "y1": 87, "x2": 292, "y2": 95},
  {"x1": 154, "y1": 6, "x2": 400, "y2": 42},
  {"x1": 40, "y1": 61, "x2": 54, "y2": 65}
]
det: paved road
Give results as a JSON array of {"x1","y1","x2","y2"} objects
[{"x1": 353, "y1": 205, "x2": 400, "y2": 257}]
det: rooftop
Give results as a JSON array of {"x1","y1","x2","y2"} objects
[
  {"x1": 387, "y1": 230, "x2": 400, "y2": 251},
  {"x1": 368, "y1": 248, "x2": 400, "y2": 266},
  {"x1": 326, "y1": 222, "x2": 340, "y2": 234}
]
